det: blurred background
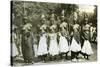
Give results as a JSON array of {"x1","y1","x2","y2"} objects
[{"x1": 11, "y1": 1, "x2": 97, "y2": 33}]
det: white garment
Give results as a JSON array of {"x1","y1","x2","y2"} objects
[
  {"x1": 49, "y1": 33, "x2": 59, "y2": 56},
  {"x1": 59, "y1": 36, "x2": 69, "y2": 53},
  {"x1": 70, "y1": 37, "x2": 81, "y2": 52},
  {"x1": 81, "y1": 40, "x2": 94, "y2": 55},
  {"x1": 12, "y1": 43, "x2": 18, "y2": 57},
  {"x1": 33, "y1": 44, "x2": 38, "y2": 57},
  {"x1": 37, "y1": 34, "x2": 48, "y2": 56},
  {"x1": 90, "y1": 27, "x2": 93, "y2": 38}
]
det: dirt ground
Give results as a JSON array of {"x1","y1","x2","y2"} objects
[{"x1": 12, "y1": 42, "x2": 97, "y2": 66}]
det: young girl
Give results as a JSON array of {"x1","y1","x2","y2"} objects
[
  {"x1": 81, "y1": 16, "x2": 94, "y2": 60},
  {"x1": 59, "y1": 20, "x2": 69, "y2": 60},
  {"x1": 37, "y1": 19, "x2": 48, "y2": 62}
]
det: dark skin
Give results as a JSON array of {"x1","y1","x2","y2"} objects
[
  {"x1": 82, "y1": 19, "x2": 90, "y2": 60},
  {"x1": 38, "y1": 23, "x2": 48, "y2": 62},
  {"x1": 48, "y1": 22, "x2": 59, "y2": 61},
  {"x1": 70, "y1": 20, "x2": 81, "y2": 60},
  {"x1": 59, "y1": 21, "x2": 69, "y2": 60}
]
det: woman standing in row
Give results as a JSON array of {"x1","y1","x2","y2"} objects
[
  {"x1": 59, "y1": 17, "x2": 69, "y2": 60},
  {"x1": 81, "y1": 16, "x2": 94, "y2": 60},
  {"x1": 48, "y1": 13, "x2": 59, "y2": 61},
  {"x1": 70, "y1": 12, "x2": 81, "y2": 61},
  {"x1": 21, "y1": 17, "x2": 34, "y2": 64},
  {"x1": 37, "y1": 17, "x2": 48, "y2": 62}
]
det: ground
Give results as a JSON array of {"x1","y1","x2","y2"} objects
[{"x1": 12, "y1": 42, "x2": 97, "y2": 66}]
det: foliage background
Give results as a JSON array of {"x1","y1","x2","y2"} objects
[{"x1": 11, "y1": 1, "x2": 97, "y2": 33}]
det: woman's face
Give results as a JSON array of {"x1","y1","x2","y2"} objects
[
  {"x1": 85, "y1": 18, "x2": 88, "y2": 24},
  {"x1": 85, "y1": 21, "x2": 88, "y2": 24},
  {"x1": 24, "y1": 19, "x2": 27, "y2": 24},
  {"x1": 53, "y1": 20, "x2": 57, "y2": 25},
  {"x1": 42, "y1": 19, "x2": 46, "y2": 24},
  {"x1": 74, "y1": 20, "x2": 77, "y2": 24},
  {"x1": 51, "y1": 20, "x2": 54, "y2": 25}
]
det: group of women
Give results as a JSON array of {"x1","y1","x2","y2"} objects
[{"x1": 11, "y1": 10, "x2": 95, "y2": 64}]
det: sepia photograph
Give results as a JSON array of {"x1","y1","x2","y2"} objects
[{"x1": 11, "y1": 0, "x2": 97, "y2": 66}]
